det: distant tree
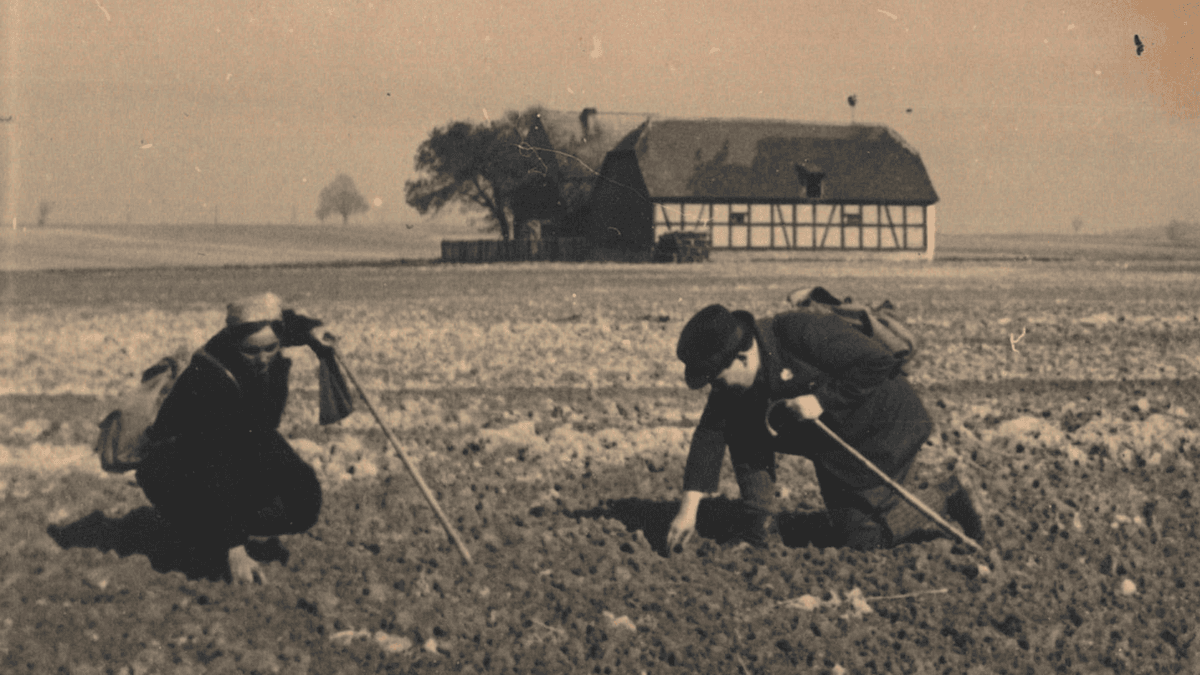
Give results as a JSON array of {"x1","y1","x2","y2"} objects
[
  {"x1": 405, "y1": 107, "x2": 558, "y2": 241},
  {"x1": 316, "y1": 174, "x2": 369, "y2": 225},
  {"x1": 37, "y1": 200, "x2": 53, "y2": 227},
  {"x1": 1071, "y1": 216, "x2": 1084, "y2": 234}
]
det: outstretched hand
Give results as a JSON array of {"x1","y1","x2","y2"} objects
[
  {"x1": 666, "y1": 491, "x2": 704, "y2": 557},
  {"x1": 666, "y1": 511, "x2": 696, "y2": 555},
  {"x1": 228, "y1": 545, "x2": 267, "y2": 585}
]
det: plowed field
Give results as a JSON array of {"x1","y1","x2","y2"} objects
[{"x1": 3, "y1": 253, "x2": 1200, "y2": 674}]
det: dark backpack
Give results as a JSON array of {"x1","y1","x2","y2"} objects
[
  {"x1": 94, "y1": 348, "x2": 192, "y2": 473},
  {"x1": 786, "y1": 287, "x2": 919, "y2": 370}
]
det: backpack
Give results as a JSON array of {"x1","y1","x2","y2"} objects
[
  {"x1": 94, "y1": 347, "x2": 192, "y2": 473},
  {"x1": 786, "y1": 287, "x2": 919, "y2": 370}
]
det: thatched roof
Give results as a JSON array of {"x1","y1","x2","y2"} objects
[{"x1": 611, "y1": 118, "x2": 938, "y2": 204}]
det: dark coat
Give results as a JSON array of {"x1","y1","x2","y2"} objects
[
  {"x1": 136, "y1": 323, "x2": 322, "y2": 549},
  {"x1": 683, "y1": 310, "x2": 932, "y2": 495}
]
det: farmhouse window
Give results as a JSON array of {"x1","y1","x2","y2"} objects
[{"x1": 794, "y1": 164, "x2": 825, "y2": 199}]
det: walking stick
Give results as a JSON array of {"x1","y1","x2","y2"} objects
[
  {"x1": 812, "y1": 419, "x2": 985, "y2": 555},
  {"x1": 332, "y1": 350, "x2": 474, "y2": 565}
]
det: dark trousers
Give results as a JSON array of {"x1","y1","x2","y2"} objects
[
  {"x1": 731, "y1": 442, "x2": 926, "y2": 550},
  {"x1": 137, "y1": 432, "x2": 322, "y2": 551}
]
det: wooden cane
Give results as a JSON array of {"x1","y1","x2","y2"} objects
[
  {"x1": 332, "y1": 350, "x2": 474, "y2": 565},
  {"x1": 812, "y1": 419, "x2": 985, "y2": 555}
]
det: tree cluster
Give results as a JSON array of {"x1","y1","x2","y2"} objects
[{"x1": 405, "y1": 107, "x2": 585, "y2": 241}]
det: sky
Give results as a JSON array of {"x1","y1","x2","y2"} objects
[{"x1": 1, "y1": 0, "x2": 1197, "y2": 234}]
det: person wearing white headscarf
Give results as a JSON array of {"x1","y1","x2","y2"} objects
[{"x1": 136, "y1": 292, "x2": 347, "y2": 584}]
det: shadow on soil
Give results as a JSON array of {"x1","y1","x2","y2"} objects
[
  {"x1": 570, "y1": 496, "x2": 845, "y2": 556},
  {"x1": 47, "y1": 507, "x2": 288, "y2": 582}
]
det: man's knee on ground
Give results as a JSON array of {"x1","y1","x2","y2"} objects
[{"x1": 736, "y1": 468, "x2": 777, "y2": 515}]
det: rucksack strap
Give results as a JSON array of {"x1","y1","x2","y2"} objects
[
  {"x1": 190, "y1": 348, "x2": 240, "y2": 391},
  {"x1": 754, "y1": 315, "x2": 828, "y2": 392}
]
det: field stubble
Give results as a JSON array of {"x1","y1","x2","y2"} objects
[{"x1": 2, "y1": 256, "x2": 1200, "y2": 674}]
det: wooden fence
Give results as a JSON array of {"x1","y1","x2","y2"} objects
[{"x1": 440, "y1": 238, "x2": 590, "y2": 263}]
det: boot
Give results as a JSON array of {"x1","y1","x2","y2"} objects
[
  {"x1": 946, "y1": 485, "x2": 985, "y2": 543},
  {"x1": 880, "y1": 474, "x2": 982, "y2": 545}
]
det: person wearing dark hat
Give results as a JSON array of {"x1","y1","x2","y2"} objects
[
  {"x1": 136, "y1": 292, "x2": 351, "y2": 583},
  {"x1": 667, "y1": 303, "x2": 983, "y2": 553}
]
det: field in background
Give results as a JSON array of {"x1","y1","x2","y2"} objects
[
  {"x1": 0, "y1": 222, "x2": 481, "y2": 272},
  {"x1": 936, "y1": 232, "x2": 1199, "y2": 261},
  {"x1": 2, "y1": 223, "x2": 1198, "y2": 272}
]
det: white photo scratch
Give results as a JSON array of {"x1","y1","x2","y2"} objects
[{"x1": 1009, "y1": 327, "x2": 1027, "y2": 353}]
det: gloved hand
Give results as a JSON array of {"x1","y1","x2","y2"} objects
[{"x1": 281, "y1": 310, "x2": 335, "y2": 356}]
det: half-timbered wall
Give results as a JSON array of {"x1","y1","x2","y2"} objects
[{"x1": 652, "y1": 201, "x2": 933, "y2": 253}]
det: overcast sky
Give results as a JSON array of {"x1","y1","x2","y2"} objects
[{"x1": 1, "y1": 0, "x2": 1196, "y2": 233}]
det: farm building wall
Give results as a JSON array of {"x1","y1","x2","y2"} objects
[{"x1": 652, "y1": 200, "x2": 935, "y2": 259}]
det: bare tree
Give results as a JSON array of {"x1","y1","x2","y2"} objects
[{"x1": 316, "y1": 174, "x2": 369, "y2": 225}]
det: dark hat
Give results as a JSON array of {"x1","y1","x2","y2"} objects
[{"x1": 677, "y1": 305, "x2": 754, "y2": 389}]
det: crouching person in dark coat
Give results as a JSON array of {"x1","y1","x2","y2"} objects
[
  {"x1": 667, "y1": 304, "x2": 983, "y2": 553},
  {"x1": 137, "y1": 292, "x2": 340, "y2": 583}
]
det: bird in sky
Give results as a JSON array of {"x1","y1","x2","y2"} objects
[{"x1": 1135, "y1": 34, "x2": 1144, "y2": 56}]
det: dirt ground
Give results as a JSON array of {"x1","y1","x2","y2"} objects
[{"x1": 3, "y1": 253, "x2": 1200, "y2": 674}]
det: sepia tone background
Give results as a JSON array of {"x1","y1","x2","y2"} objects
[{"x1": 1, "y1": 0, "x2": 1196, "y2": 235}]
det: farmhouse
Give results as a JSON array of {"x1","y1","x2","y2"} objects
[
  {"x1": 443, "y1": 110, "x2": 939, "y2": 262},
  {"x1": 583, "y1": 117, "x2": 940, "y2": 260}
]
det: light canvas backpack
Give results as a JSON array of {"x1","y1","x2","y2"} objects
[{"x1": 93, "y1": 348, "x2": 192, "y2": 473}]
